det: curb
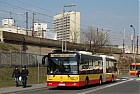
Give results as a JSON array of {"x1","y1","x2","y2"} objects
[{"x1": 1, "y1": 87, "x2": 47, "y2": 94}]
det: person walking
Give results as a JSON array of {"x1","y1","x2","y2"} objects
[
  {"x1": 25, "y1": 66, "x2": 29, "y2": 87},
  {"x1": 20, "y1": 66, "x2": 28, "y2": 88},
  {"x1": 12, "y1": 66, "x2": 20, "y2": 87}
]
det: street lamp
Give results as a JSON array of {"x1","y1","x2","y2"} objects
[
  {"x1": 130, "y1": 25, "x2": 136, "y2": 75},
  {"x1": 65, "y1": 11, "x2": 72, "y2": 51},
  {"x1": 62, "y1": 4, "x2": 76, "y2": 52}
]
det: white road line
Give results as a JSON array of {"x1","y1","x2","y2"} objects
[
  {"x1": 116, "y1": 78, "x2": 127, "y2": 81},
  {"x1": 77, "y1": 79, "x2": 133, "y2": 94},
  {"x1": 122, "y1": 79, "x2": 127, "y2": 80},
  {"x1": 116, "y1": 79, "x2": 120, "y2": 81},
  {"x1": 135, "y1": 78, "x2": 140, "y2": 81},
  {"x1": 121, "y1": 77, "x2": 129, "y2": 78}
]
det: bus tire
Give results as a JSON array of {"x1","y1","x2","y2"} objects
[
  {"x1": 111, "y1": 75, "x2": 114, "y2": 82},
  {"x1": 99, "y1": 77, "x2": 102, "y2": 85},
  {"x1": 85, "y1": 77, "x2": 89, "y2": 88}
]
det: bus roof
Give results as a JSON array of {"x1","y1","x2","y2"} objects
[{"x1": 48, "y1": 50, "x2": 117, "y2": 62}]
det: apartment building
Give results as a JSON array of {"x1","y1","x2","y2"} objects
[{"x1": 53, "y1": 11, "x2": 80, "y2": 43}]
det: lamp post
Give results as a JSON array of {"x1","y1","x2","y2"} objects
[
  {"x1": 65, "y1": 11, "x2": 72, "y2": 51},
  {"x1": 62, "y1": 4, "x2": 76, "y2": 52},
  {"x1": 130, "y1": 25, "x2": 136, "y2": 75}
]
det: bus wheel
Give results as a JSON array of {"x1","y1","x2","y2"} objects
[
  {"x1": 85, "y1": 78, "x2": 89, "y2": 88},
  {"x1": 99, "y1": 77, "x2": 102, "y2": 85},
  {"x1": 111, "y1": 75, "x2": 114, "y2": 82}
]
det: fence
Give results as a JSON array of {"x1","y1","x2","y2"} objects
[
  {"x1": 117, "y1": 69, "x2": 130, "y2": 75},
  {"x1": 0, "y1": 51, "x2": 46, "y2": 67},
  {"x1": 0, "y1": 51, "x2": 48, "y2": 84}
]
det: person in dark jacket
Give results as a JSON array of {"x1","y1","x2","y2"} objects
[
  {"x1": 137, "y1": 70, "x2": 140, "y2": 77},
  {"x1": 25, "y1": 67, "x2": 29, "y2": 87},
  {"x1": 20, "y1": 66, "x2": 28, "y2": 88},
  {"x1": 12, "y1": 66, "x2": 20, "y2": 87}
]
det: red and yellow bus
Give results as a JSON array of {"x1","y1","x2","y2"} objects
[
  {"x1": 130, "y1": 63, "x2": 140, "y2": 75},
  {"x1": 42, "y1": 50, "x2": 118, "y2": 88}
]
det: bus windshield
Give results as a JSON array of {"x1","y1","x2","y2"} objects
[{"x1": 48, "y1": 57, "x2": 78, "y2": 74}]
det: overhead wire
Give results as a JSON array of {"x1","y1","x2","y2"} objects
[{"x1": 0, "y1": 0, "x2": 134, "y2": 46}]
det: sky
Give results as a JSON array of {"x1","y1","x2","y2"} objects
[{"x1": 0, "y1": 0, "x2": 139, "y2": 46}]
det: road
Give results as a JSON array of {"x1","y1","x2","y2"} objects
[{"x1": 16, "y1": 76, "x2": 140, "y2": 94}]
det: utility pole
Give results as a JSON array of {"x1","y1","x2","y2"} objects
[
  {"x1": 42, "y1": 28, "x2": 44, "y2": 38},
  {"x1": 123, "y1": 28, "x2": 125, "y2": 54},
  {"x1": 137, "y1": 36, "x2": 138, "y2": 54},
  {"x1": 97, "y1": 28, "x2": 98, "y2": 36},
  {"x1": 26, "y1": 12, "x2": 28, "y2": 35},
  {"x1": 32, "y1": 13, "x2": 35, "y2": 37}
]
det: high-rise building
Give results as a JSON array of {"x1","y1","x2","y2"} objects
[{"x1": 53, "y1": 11, "x2": 80, "y2": 43}]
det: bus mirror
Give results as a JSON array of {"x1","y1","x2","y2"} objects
[{"x1": 42, "y1": 55, "x2": 48, "y2": 65}]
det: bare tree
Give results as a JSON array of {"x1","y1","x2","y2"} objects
[
  {"x1": 81, "y1": 26, "x2": 110, "y2": 53},
  {"x1": 69, "y1": 27, "x2": 80, "y2": 43}
]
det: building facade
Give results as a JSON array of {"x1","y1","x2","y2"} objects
[
  {"x1": 0, "y1": 18, "x2": 27, "y2": 35},
  {"x1": 53, "y1": 11, "x2": 80, "y2": 43},
  {"x1": 0, "y1": 18, "x2": 57, "y2": 40}
]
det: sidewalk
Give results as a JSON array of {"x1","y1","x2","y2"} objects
[{"x1": 0, "y1": 83, "x2": 47, "y2": 94}]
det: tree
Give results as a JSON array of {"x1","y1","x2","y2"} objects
[
  {"x1": 67, "y1": 27, "x2": 80, "y2": 51},
  {"x1": 81, "y1": 26, "x2": 110, "y2": 53}
]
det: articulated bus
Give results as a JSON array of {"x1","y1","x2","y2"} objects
[
  {"x1": 42, "y1": 50, "x2": 118, "y2": 88},
  {"x1": 130, "y1": 63, "x2": 140, "y2": 76}
]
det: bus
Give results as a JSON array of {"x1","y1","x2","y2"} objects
[
  {"x1": 130, "y1": 63, "x2": 140, "y2": 76},
  {"x1": 42, "y1": 50, "x2": 118, "y2": 88}
]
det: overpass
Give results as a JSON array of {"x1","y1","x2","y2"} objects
[{"x1": 0, "y1": 31, "x2": 90, "y2": 54}]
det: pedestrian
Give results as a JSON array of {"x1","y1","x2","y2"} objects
[
  {"x1": 12, "y1": 66, "x2": 20, "y2": 87},
  {"x1": 25, "y1": 66, "x2": 29, "y2": 87},
  {"x1": 20, "y1": 66, "x2": 28, "y2": 88},
  {"x1": 137, "y1": 70, "x2": 140, "y2": 77}
]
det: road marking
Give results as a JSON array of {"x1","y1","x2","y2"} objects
[
  {"x1": 116, "y1": 79, "x2": 120, "y2": 81},
  {"x1": 116, "y1": 78, "x2": 127, "y2": 81},
  {"x1": 122, "y1": 79, "x2": 127, "y2": 80},
  {"x1": 77, "y1": 79, "x2": 133, "y2": 94},
  {"x1": 135, "y1": 78, "x2": 140, "y2": 81}
]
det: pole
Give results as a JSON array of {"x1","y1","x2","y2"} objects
[
  {"x1": 123, "y1": 28, "x2": 125, "y2": 54},
  {"x1": 65, "y1": 11, "x2": 70, "y2": 51},
  {"x1": 32, "y1": 13, "x2": 34, "y2": 37},
  {"x1": 62, "y1": 5, "x2": 64, "y2": 52},
  {"x1": 26, "y1": 12, "x2": 28, "y2": 35},
  {"x1": 63, "y1": 4, "x2": 76, "y2": 51},
  {"x1": 134, "y1": 29, "x2": 136, "y2": 75},
  {"x1": 65, "y1": 11, "x2": 72, "y2": 51},
  {"x1": 38, "y1": 53, "x2": 40, "y2": 83},
  {"x1": 130, "y1": 25, "x2": 136, "y2": 75},
  {"x1": 137, "y1": 36, "x2": 138, "y2": 54},
  {"x1": 74, "y1": 9, "x2": 76, "y2": 43},
  {"x1": 42, "y1": 28, "x2": 44, "y2": 38}
]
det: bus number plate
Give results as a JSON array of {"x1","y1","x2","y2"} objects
[{"x1": 58, "y1": 83, "x2": 65, "y2": 86}]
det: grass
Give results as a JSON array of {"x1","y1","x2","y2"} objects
[
  {"x1": 0, "y1": 42, "x2": 18, "y2": 51},
  {"x1": 0, "y1": 66, "x2": 47, "y2": 88}
]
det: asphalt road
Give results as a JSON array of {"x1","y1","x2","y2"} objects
[{"x1": 16, "y1": 76, "x2": 140, "y2": 94}]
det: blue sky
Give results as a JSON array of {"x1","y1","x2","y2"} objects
[{"x1": 0, "y1": 0, "x2": 139, "y2": 46}]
